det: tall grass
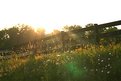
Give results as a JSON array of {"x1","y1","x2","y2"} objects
[{"x1": 0, "y1": 44, "x2": 121, "y2": 81}]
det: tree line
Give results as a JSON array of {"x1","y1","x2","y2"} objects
[
  {"x1": 0, "y1": 23, "x2": 119, "y2": 50},
  {"x1": 0, "y1": 24, "x2": 45, "y2": 50}
]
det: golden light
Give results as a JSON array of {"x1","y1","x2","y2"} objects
[
  {"x1": 44, "y1": 27, "x2": 55, "y2": 34},
  {"x1": 0, "y1": 0, "x2": 120, "y2": 31},
  {"x1": 32, "y1": 26, "x2": 55, "y2": 34}
]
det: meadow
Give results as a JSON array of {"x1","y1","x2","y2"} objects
[{"x1": 0, "y1": 44, "x2": 121, "y2": 81}]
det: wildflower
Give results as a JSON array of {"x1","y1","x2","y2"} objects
[
  {"x1": 101, "y1": 70, "x2": 104, "y2": 72},
  {"x1": 57, "y1": 54, "x2": 60, "y2": 57},
  {"x1": 108, "y1": 64, "x2": 110, "y2": 66},
  {"x1": 101, "y1": 60, "x2": 104, "y2": 62},
  {"x1": 107, "y1": 71, "x2": 110, "y2": 74},
  {"x1": 109, "y1": 53, "x2": 111, "y2": 55},
  {"x1": 98, "y1": 59, "x2": 100, "y2": 61},
  {"x1": 47, "y1": 59, "x2": 50, "y2": 62},
  {"x1": 96, "y1": 69, "x2": 98, "y2": 71},
  {"x1": 108, "y1": 58, "x2": 110, "y2": 60},
  {"x1": 84, "y1": 67, "x2": 86, "y2": 69}
]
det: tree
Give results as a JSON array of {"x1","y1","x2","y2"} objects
[
  {"x1": 35, "y1": 27, "x2": 45, "y2": 38},
  {"x1": 85, "y1": 23, "x2": 119, "y2": 44},
  {"x1": 0, "y1": 24, "x2": 46, "y2": 51},
  {"x1": 84, "y1": 23, "x2": 96, "y2": 43},
  {"x1": 102, "y1": 26, "x2": 118, "y2": 33},
  {"x1": 100, "y1": 26, "x2": 118, "y2": 44},
  {"x1": 19, "y1": 24, "x2": 36, "y2": 43},
  {"x1": 85, "y1": 23, "x2": 95, "y2": 37},
  {"x1": 52, "y1": 29, "x2": 60, "y2": 35},
  {"x1": 63, "y1": 25, "x2": 82, "y2": 31},
  {"x1": 0, "y1": 29, "x2": 9, "y2": 50},
  {"x1": 6, "y1": 27, "x2": 19, "y2": 46}
]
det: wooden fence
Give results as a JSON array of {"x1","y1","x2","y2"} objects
[{"x1": 0, "y1": 20, "x2": 121, "y2": 56}]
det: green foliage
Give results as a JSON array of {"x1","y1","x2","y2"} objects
[
  {"x1": 63, "y1": 25, "x2": 82, "y2": 31},
  {"x1": 1, "y1": 44, "x2": 121, "y2": 81},
  {"x1": 0, "y1": 24, "x2": 45, "y2": 50}
]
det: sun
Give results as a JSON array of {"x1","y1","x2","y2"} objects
[
  {"x1": 28, "y1": 22, "x2": 61, "y2": 34},
  {"x1": 44, "y1": 27, "x2": 55, "y2": 34},
  {"x1": 32, "y1": 26, "x2": 54, "y2": 34}
]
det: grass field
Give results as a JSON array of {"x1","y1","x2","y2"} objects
[{"x1": 0, "y1": 44, "x2": 121, "y2": 81}]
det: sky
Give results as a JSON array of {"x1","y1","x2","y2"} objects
[{"x1": 0, "y1": 0, "x2": 121, "y2": 33}]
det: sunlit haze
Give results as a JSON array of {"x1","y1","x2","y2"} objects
[{"x1": 0, "y1": 0, "x2": 121, "y2": 33}]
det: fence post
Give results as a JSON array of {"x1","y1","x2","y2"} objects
[
  {"x1": 94, "y1": 24, "x2": 100, "y2": 45},
  {"x1": 60, "y1": 31, "x2": 65, "y2": 52}
]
